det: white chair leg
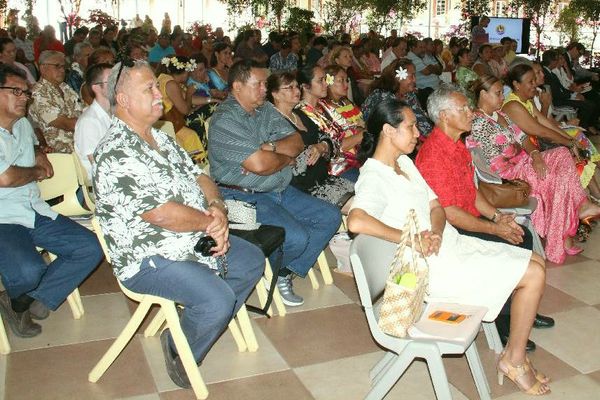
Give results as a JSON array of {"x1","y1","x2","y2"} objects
[
  {"x1": 465, "y1": 341, "x2": 492, "y2": 398},
  {"x1": 482, "y1": 322, "x2": 503, "y2": 354},
  {"x1": 144, "y1": 309, "x2": 166, "y2": 337},
  {"x1": 369, "y1": 351, "x2": 397, "y2": 381},
  {"x1": 424, "y1": 348, "x2": 453, "y2": 400},
  {"x1": 317, "y1": 251, "x2": 334, "y2": 285},
  {"x1": 366, "y1": 347, "x2": 416, "y2": 400},
  {"x1": 307, "y1": 268, "x2": 320, "y2": 290},
  {"x1": 264, "y1": 260, "x2": 286, "y2": 316},
  {"x1": 0, "y1": 316, "x2": 10, "y2": 355},
  {"x1": 235, "y1": 305, "x2": 258, "y2": 352},
  {"x1": 89, "y1": 298, "x2": 153, "y2": 382},
  {"x1": 228, "y1": 319, "x2": 247, "y2": 352},
  {"x1": 66, "y1": 288, "x2": 84, "y2": 319},
  {"x1": 162, "y1": 301, "x2": 209, "y2": 400}
]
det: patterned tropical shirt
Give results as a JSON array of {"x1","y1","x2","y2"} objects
[
  {"x1": 29, "y1": 78, "x2": 83, "y2": 153},
  {"x1": 93, "y1": 117, "x2": 216, "y2": 281}
]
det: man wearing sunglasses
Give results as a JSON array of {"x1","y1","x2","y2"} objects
[{"x1": 0, "y1": 64, "x2": 102, "y2": 338}]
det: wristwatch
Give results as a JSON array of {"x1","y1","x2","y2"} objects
[
  {"x1": 491, "y1": 209, "x2": 501, "y2": 222},
  {"x1": 208, "y1": 198, "x2": 228, "y2": 214}
]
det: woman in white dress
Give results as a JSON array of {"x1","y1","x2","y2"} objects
[{"x1": 347, "y1": 98, "x2": 550, "y2": 396}]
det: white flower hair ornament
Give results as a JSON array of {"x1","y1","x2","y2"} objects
[
  {"x1": 325, "y1": 73, "x2": 335, "y2": 86},
  {"x1": 395, "y1": 66, "x2": 408, "y2": 80},
  {"x1": 161, "y1": 56, "x2": 196, "y2": 72}
]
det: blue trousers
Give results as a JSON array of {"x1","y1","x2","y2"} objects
[
  {"x1": 220, "y1": 185, "x2": 341, "y2": 278},
  {"x1": 0, "y1": 213, "x2": 102, "y2": 310},
  {"x1": 122, "y1": 235, "x2": 264, "y2": 363}
]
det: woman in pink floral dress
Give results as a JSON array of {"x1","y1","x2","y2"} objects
[{"x1": 468, "y1": 75, "x2": 600, "y2": 264}]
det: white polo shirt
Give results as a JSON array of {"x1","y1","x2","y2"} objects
[{"x1": 74, "y1": 100, "x2": 111, "y2": 182}]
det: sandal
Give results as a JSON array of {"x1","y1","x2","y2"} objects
[
  {"x1": 497, "y1": 354, "x2": 550, "y2": 395},
  {"x1": 500, "y1": 350, "x2": 550, "y2": 384}
]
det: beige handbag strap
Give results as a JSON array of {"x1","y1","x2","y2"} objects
[{"x1": 389, "y1": 209, "x2": 428, "y2": 275}]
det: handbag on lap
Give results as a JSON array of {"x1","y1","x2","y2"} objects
[
  {"x1": 378, "y1": 209, "x2": 430, "y2": 338},
  {"x1": 478, "y1": 178, "x2": 530, "y2": 208}
]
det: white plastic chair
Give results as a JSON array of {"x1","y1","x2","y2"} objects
[
  {"x1": 71, "y1": 152, "x2": 96, "y2": 212},
  {"x1": 350, "y1": 234, "x2": 492, "y2": 400},
  {"x1": 89, "y1": 218, "x2": 251, "y2": 399},
  {"x1": 0, "y1": 314, "x2": 10, "y2": 355}
]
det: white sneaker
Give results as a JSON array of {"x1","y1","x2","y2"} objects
[{"x1": 276, "y1": 275, "x2": 304, "y2": 306}]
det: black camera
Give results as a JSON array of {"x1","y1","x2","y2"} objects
[{"x1": 194, "y1": 236, "x2": 217, "y2": 257}]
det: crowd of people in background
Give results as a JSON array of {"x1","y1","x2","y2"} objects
[{"x1": 3, "y1": 11, "x2": 600, "y2": 394}]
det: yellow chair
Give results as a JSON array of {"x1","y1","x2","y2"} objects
[
  {"x1": 37, "y1": 153, "x2": 91, "y2": 217},
  {"x1": 88, "y1": 218, "x2": 251, "y2": 399},
  {"x1": 153, "y1": 120, "x2": 177, "y2": 140},
  {"x1": 72, "y1": 153, "x2": 95, "y2": 212},
  {"x1": 0, "y1": 314, "x2": 10, "y2": 355}
]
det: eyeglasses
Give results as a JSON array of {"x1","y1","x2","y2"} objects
[
  {"x1": 114, "y1": 58, "x2": 135, "y2": 93},
  {"x1": 280, "y1": 84, "x2": 299, "y2": 91},
  {"x1": 0, "y1": 86, "x2": 32, "y2": 98},
  {"x1": 42, "y1": 63, "x2": 66, "y2": 69},
  {"x1": 443, "y1": 104, "x2": 473, "y2": 114}
]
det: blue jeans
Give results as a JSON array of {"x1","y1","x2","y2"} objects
[
  {"x1": 0, "y1": 213, "x2": 102, "y2": 310},
  {"x1": 122, "y1": 235, "x2": 264, "y2": 363},
  {"x1": 220, "y1": 185, "x2": 341, "y2": 278}
]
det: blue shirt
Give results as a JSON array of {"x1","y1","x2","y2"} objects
[
  {"x1": 0, "y1": 118, "x2": 57, "y2": 228},
  {"x1": 148, "y1": 44, "x2": 176, "y2": 63},
  {"x1": 407, "y1": 51, "x2": 440, "y2": 90},
  {"x1": 208, "y1": 96, "x2": 295, "y2": 192}
]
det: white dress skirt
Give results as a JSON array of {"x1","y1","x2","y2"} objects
[{"x1": 351, "y1": 156, "x2": 531, "y2": 321}]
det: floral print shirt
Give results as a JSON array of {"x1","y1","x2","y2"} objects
[
  {"x1": 93, "y1": 117, "x2": 215, "y2": 281},
  {"x1": 29, "y1": 78, "x2": 83, "y2": 153}
]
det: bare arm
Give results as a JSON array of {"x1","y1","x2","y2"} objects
[
  {"x1": 0, "y1": 147, "x2": 53, "y2": 187},
  {"x1": 347, "y1": 208, "x2": 403, "y2": 242},
  {"x1": 502, "y1": 102, "x2": 571, "y2": 145},
  {"x1": 258, "y1": 132, "x2": 304, "y2": 157},
  {"x1": 429, "y1": 200, "x2": 446, "y2": 236},
  {"x1": 141, "y1": 201, "x2": 213, "y2": 232},
  {"x1": 242, "y1": 149, "x2": 294, "y2": 175},
  {"x1": 48, "y1": 115, "x2": 77, "y2": 132},
  {"x1": 341, "y1": 131, "x2": 363, "y2": 151},
  {"x1": 166, "y1": 80, "x2": 192, "y2": 115},
  {"x1": 444, "y1": 205, "x2": 494, "y2": 235}
]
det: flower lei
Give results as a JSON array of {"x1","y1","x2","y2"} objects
[
  {"x1": 325, "y1": 73, "x2": 335, "y2": 86},
  {"x1": 395, "y1": 66, "x2": 408, "y2": 80},
  {"x1": 161, "y1": 56, "x2": 197, "y2": 72}
]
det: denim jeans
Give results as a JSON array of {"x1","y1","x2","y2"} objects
[
  {"x1": 220, "y1": 185, "x2": 341, "y2": 278},
  {"x1": 0, "y1": 213, "x2": 102, "y2": 310},
  {"x1": 121, "y1": 235, "x2": 264, "y2": 363}
]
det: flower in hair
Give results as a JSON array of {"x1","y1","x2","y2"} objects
[
  {"x1": 186, "y1": 59, "x2": 197, "y2": 72},
  {"x1": 161, "y1": 56, "x2": 196, "y2": 72},
  {"x1": 325, "y1": 73, "x2": 335, "y2": 86},
  {"x1": 395, "y1": 67, "x2": 408, "y2": 80}
]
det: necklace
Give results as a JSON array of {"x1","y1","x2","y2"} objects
[
  {"x1": 274, "y1": 106, "x2": 298, "y2": 125},
  {"x1": 478, "y1": 108, "x2": 498, "y2": 122}
]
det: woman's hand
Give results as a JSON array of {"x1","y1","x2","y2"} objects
[
  {"x1": 306, "y1": 142, "x2": 328, "y2": 165},
  {"x1": 415, "y1": 230, "x2": 442, "y2": 257},
  {"x1": 531, "y1": 152, "x2": 547, "y2": 179}
]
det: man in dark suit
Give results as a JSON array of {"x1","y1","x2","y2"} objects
[{"x1": 541, "y1": 50, "x2": 599, "y2": 132}]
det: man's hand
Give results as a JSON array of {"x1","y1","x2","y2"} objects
[
  {"x1": 204, "y1": 206, "x2": 230, "y2": 256},
  {"x1": 35, "y1": 150, "x2": 53, "y2": 180},
  {"x1": 492, "y1": 214, "x2": 523, "y2": 244}
]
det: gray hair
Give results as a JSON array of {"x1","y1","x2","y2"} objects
[
  {"x1": 427, "y1": 83, "x2": 463, "y2": 124},
  {"x1": 38, "y1": 50, "x2": 64, "y2": 65},
  {"x1": 73, "y1": 42, "x2": 92, "y2": 58},
  {"x1": 107, "y1": 59, "x2": 151, "y2": 110}
]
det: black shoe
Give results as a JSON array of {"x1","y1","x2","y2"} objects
[
  {"x1": 0, "y1": 291, "x2": 41, "y2": 338},
  {"x1": 500, "y1": 334, "x2": 537, "y2": 353},
  {"x1": 533, "y1": 313, "x2": 555, "y2": 329},
  {"x1": 160, "y1": 329, "x2": 191, "y2": 389}
]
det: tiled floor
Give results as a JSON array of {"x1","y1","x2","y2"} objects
[{"x1": 3, "y1": 233, "x2": 600, "y2": 400}]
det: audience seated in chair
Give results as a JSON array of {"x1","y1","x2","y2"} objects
[
  {"x1": 29, "y1": 50, "x2": 83, "y2": 153},
  {"x1": 347, "y1": 98, "x2": 550, "y2": 395},
  {"x1": 93, "y1": 59, "x2": 264, "y2": 388},
  {"x1": 0, "y1": 64, "x2": 102, "y2": 339},
  {"x1": 208, "y1": 59, "x2": 341, "y2": 307}
]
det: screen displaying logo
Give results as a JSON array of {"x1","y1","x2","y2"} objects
[{"x1": 496, "y1": 25, "x2": 505, "y2": 35}]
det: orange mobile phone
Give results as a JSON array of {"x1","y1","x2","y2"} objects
[{"x1": 428, "y1": 311, "x2": 467, "y2": 324}]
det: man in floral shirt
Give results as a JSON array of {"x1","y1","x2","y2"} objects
[
  {"x1": 94, "y1": 60, "x2": 263, "y2": 389},
  {"x1": 29, "y1": 50, "x2": 83, "y2": 153}
]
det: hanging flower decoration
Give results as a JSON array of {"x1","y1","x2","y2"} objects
[
  {"x1": 162, "y1": 57, "x2": 197, "y2": 72},
  {"x1": 325, "y1": 74, "x2": 335, "y2": 86},
  {"x1": 395, "y1": 67, "x2": 408, "y2": 80}
]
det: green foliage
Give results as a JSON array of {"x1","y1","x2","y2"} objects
[
  {"x1": 321, "y1": 0, "x2": 366, "y2": 33},
  {"x1": 366, "y1": 0, "x2": 427, "y2": 34},
  {"x1": 555, "y1": 6, "x2": 580, "y2": 43},
  {"x1": 511, "y1": 0, "x2": 556, "y2": 57},
  {"x1": 454, "y1": 0, "x2": 491, "y2": 37},
  {"x1": 284, "y1": 7, "x2": 314, "y2": 40}
]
